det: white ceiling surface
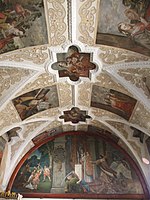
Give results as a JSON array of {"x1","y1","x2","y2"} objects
[{"x1": 0, "y1": 0, "x2": 150, "y2": 193}]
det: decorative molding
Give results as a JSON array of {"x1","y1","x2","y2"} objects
[
  {"x1": 0, "y1": 102, "x2": 21, "y2": 133},
  {"x1": 46, "y1": 0, "x2": 67, "y2": 45},
  {"x1": 15, "y1": 73, "x2": 53, "y2": 97},
  {"x1": 90, "y1": 120, "x2": 112, "y2": 132},
  {"x1": 78, "y1": 0, "x2": 97, "y2": 45},
  {"x1": 95, "y1": 73, "x2": 133, "y2": 97},
  {"x1": 118, "y1": 68, "x2": 150, "y2": 98},
  {"x1": 67, "y1": 0, "x2": 72, "y2": 41},
  {"x1": 0, "y1": 67, "x2": 31, "y2": 98},
  {"x1": 22, "y1": 122, "x2": 45, "y2": 139},
  {"x1": 57, "y1": 82, "x2": 72, "y2": 107},
  {"x1": 23, "y1": 108, "x2": 60, "y2": 121},
  {"x1": 62, "y1": 124, "x2": 75, "y2": 132},
  {"x1": 131, "y1": 103, "x2": 150, "y2": 132},
  {"x1": 128, "y1": 140, "x2": 142, "y2": 158},
  {"x1": 77, "y1": 124, "x2": 88, "y2": 131},
  {"x1": 11, "y1": 141, "x2": 24, "y2": 161},
  {"x1": 0, "y1": 46, "x2": 49, "y2": 65},
  {"x1": 38, "y1": 121, "x2": 62, "y2": 134},
  {"x1": 99, "y1": 46, "x2": 149, "y2": 65},
  {"x1": 108, "y1": 121, "x2": 128, "y2": 139},
  {"x1": 78, "y1": 82, "x2": 92, "y2": 107},
  {"x1": 11, "y1": 122, "x2": 44, "y2": 160},
  {"x1": 91, "y1": 108, "x2": 123, "y2": 120}
]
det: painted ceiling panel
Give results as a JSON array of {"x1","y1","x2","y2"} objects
[
  {"x1": 0, "y1": 0, "x2": 48, "y2": 54},
  {"x1": 97, "y1": 0, "x2": 150, "y2": 56}
]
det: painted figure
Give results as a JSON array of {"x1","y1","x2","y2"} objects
[
  {"x1": 13, "y1": 87, "x2": 59, "y2": 120},
  {"x1": 80, "y1": 152, "x2": 93, "y2": 183},
  {"x1": 64, "y1": 171, "x2": 80, "y2": 193},
  {"x1": 0, "y1": 1, "x2": 47, "y2": 53},
  {"x1": 43, "y1": 166, "x2": 51, "y2": 182},
  {"x1": 91, "y1": 155, "x2": 117, "y2": 178},
  {"x1": 52, "y1": 46, "x2": 96, "y2": 81},
  {"x1": 118, "y1": 7, "x2": 150, "y2": 49},
  {"x1": 12, "y1": 135, "x2": 144, "y2": 195}
]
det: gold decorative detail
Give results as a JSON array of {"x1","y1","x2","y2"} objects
[
  {"x1": 131, "y1": 103, "x2": 150, "y2": 131},
  {"x1": 15, "y1": 73, "x2": 53, "y2": 97},
  {"x1": 78, "y1": 82, "x2": 91, "y2": 107},
  {"x1": 57, "y1": 82, "x2": 72, "y2": 107},
  {"x1": 0, "y1": 46, "x2": 48, "y2": 64},
  {"x1": 78, "y1": 0, "x2": 97, "y2": 45},
  {"x1": 47, "y1": 0, "x2": 67, "y2": 45},
  {"x1": 99, "y1": 46, "x2": 149, "y2": 65},
  {"x1": 0, "y1": 67, "x2": 31, "y2": 98},
  {"x1": 95, "y1": 73, "x2": 132, "y2": 96},
  {"x1": 0, "y1": 102, "x2": 21, "y2": 132},
  {"x1": 0, "y1": 191, "x2": 19, "y2": 199},
  {"x1": 118, "y1": 68, "x2": 150, "y2": 98}
]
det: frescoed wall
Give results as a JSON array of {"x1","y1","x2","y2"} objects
[
  {"x1": 11, "y1": 134, "x2": 144, "y2": 196},
  {"x1": 0, "y1": 0, "x2": 48, "y2": 54}
]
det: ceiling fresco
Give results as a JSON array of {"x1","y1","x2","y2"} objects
[
  {"x1": 96, "y1": 0, "x2": 150, "y2": 56},
  {"x1": 0, "y1": 0, "x2": 150, "y2": 199},
  {"x1": 51, "y1": 45, "x2": 96, "y2": 81},
  {"x1": 0, "y1": 0, "x2": 48, "y2": 54},
  {"x1": 12, "y1": 85, "x2": 59, "y2": 120},
  {"x1": 91, "y1": 85, "x2": 137, "y2": 120}
]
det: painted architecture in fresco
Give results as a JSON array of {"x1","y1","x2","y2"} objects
[
  {"x1": 51, "y1": 46, "x2": 96, "y2": 81},
  {"x1": 12, "y1": 134, "x2": 143, "y2": 195},
  {"x1": 12, "y1": 85, "x2": 59, "y2": 120},
  {"x1": 0, "y1": 0, "x2": 47, "y2": 54},
  {"x1": 91, "y1": 85, "x2": 137, "y2": 120},
  {"x1": 96, "y1": 0, "x2": 150, "y2": 56},
  {"x1": 59, "y1": 107, "x2": 91, "y2": 124}
]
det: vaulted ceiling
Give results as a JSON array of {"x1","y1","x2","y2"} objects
[{"x1": 0, "y1": 0, "x2": 150, "y2": 195}]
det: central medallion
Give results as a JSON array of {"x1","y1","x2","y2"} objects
[{"x1": 51, "y1": 45, "x2": 96, "y2": 81}]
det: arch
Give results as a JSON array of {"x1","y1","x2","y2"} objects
[{"x1": 7, "y1": 131, "x2": 149, "y2": 199}]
